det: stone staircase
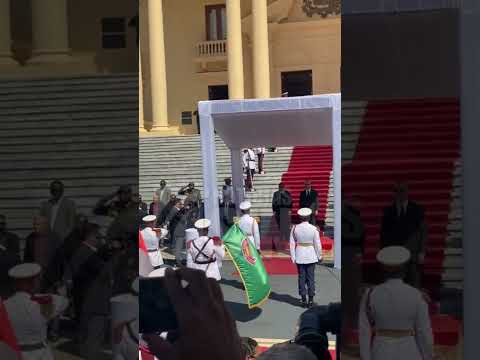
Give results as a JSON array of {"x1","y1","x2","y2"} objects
[
  {"x1": 0, "y1": 74, "x2": 138, "y2": 240},
  {"x1": 342, "y1": 100, "x2": 463, "y2": 291}
]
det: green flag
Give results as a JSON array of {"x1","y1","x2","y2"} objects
[{"x1": 222, "y1": 224, "x2": 271, "y2": 308}]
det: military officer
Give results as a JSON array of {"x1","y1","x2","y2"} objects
[
  {"x1": 187, "y1": 219, "x2": 225, "y2": 281},
  {"x1": 290, "y1": 208, "x2": 322, "y2": 308},
  {"x1": 4, "y1": 263, "x2": 69, "y2": 360},
  {"x1": 238, "y1": 201, "x2": 261, "y2": 253},
  {"x1": 141, "y1": 215, "x2": 166, "y2": 269},
  {"x1": 111, "y1": 277, "x2": 139, "y2": 360},
  {"x1": 358, "y1": 246, "x2": 434, "y2": 360}
]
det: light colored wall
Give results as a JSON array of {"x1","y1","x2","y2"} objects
[{"x1": 141, "y1": 0, "x2": 341, "y2": 135}]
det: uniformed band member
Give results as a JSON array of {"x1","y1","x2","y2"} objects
[
  {"x1": 290, "y1": 208, "x2": 322, "y2": 308},
  {"x1": 187, "y1": 219, "x2": 225, "y2": 281},
  {"x1": 141, "y1": 215, "x2": 165, "y2": 269},
  {"x1": 359, "y1": 246, "x2": 433, "y2": 360},
  {"x1": 238, "y1": 201, "x2": 261, "y2": 253},
  {"x1": 111, "y1": 277, "x2": 139, "y2": 360},
  {"x1": 4, "y1": 263, "x2": 69, "y2": 360}
]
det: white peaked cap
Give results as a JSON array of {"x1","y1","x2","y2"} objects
[
  {"x1": 131, "y1": 277, "x2": 139, "y2": 294},
  {"x1": 239, "y1": 201, "x2": 252, "y2": 210},
  {"x1": 8, "y1": 263, "x2": 42, "y2": 279},
  {"x1": 185, "y1": 228, "x2": 199, "y2": 242},
  {"x1": 377, "y1": 246, "x2": 411, "y2": 267},
  {"x1": 298, "y1": 208, "x2": 312, "y2": 217},
  {"x1": 143, "y1": 215, "x2": 157, "y2": 222},
  {"x1": 195, "y1": 218, "x2": 211, "y2": 229},
  {"x1": 148, "y1": 266, "x2": 168, "y2": 278}
]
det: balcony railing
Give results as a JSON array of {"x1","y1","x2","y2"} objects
[{"x1": 196, "y1": 40, "x2": 227, "y2": 58}]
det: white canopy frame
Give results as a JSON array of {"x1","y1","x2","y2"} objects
[{"x1": 198, "y1": 94, "x2": 341, "y2": 269}]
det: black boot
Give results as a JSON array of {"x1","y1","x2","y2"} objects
[
  {"x1": 301, "y1": 296, "x2": 307, "y2": 308},
  {"x1": 308, "y1": 296, "x2": 315, "y2": 308}
]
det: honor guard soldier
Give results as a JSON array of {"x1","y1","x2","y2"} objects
[
  {"x1": 111, "y1": 277, "x2": 139, "y2": 360},
  {"x1": 359, "y1": 246, "x2": 434, "y2": 360},
  {"x1": 238, "y1": 201, "x2": 261, "y2": 253},
  {"x1": 185, "y1": 228, "x2": 199, "y2": 268},
  {"x1": 4, "y1": 263, "x2": 69, "y2": 360},
  {"x1": 141, "y1": 215, "x2": 166, "y2": 269},
  {"x1": 290, "y1": 208, "x2": 323, "y2": 308},
  {"x1": 187, "y1": 219, "x2": 225, "y2": 281}
]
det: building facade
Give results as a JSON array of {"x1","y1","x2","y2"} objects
[{"x1": 140, "y1": 0, "x2": 340, "y2": 135}]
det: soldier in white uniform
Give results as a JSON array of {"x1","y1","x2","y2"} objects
[
  {"x1": 140, "y1": 215, "x2": 166, "y2": 269},
  {"x1": 238, "y1": 201, "x2": 261, "y2": 253},
  {"x1": 358, "y1": 246, "x2": 434, "y2": 360},
  {"x1": 242, "y1": 148, "x2": 256, "y2": 192},
  {"x1": 290, "y1": 208, "x2": 322, "y2": 308},
  {"x1": 4, "y1": 263, "x2": 69, "y2": 360},
  {"x1": 185, "y1": 228, "x2": 199, "y2": 268},
  {"x1": 111, "y1": 277, "x2": 139, "y2": 360},
  {"x1": 187, "y1": 219, "x2": 225, "y2": 281}
]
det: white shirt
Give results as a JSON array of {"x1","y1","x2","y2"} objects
[
  {"x1": 238, "y1": 214, "x2": 260, "y2": 250},
  {"x1": 187, "y1": 236, "x2": 225, "y2": 281},
  {"x1": 4, "y1": 292, "x2": 68, "y2": 360},
  {"x1": 140, "y1": 227, "x2": 163, "y2": 267},
  {"x1": 396, "y1": 200, "x2": 408, "y2": 216},
  {"x1": 254, "y1": 147, "x2": 266, "y2": 155},
  {"x1": 49, "y1": 197, "x2": 64, "y2": 230},
  {"x1": 359, "y1": 278, "x2": 434, "y2": 360},
  {"x1": 289, "y1": 221, "x2": 322, "y2": 264},
  {"x1": 242, "y1": 149, "x2": 256, "y2": 170}
]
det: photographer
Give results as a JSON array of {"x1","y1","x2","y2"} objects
[{"x1": 293, "y1": 302, "x2": 341, "y2": 360}]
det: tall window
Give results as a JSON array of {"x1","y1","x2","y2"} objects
[
  {"x1": 205, "y1": 5, "x2": 227, "y2": 41},
  {"x1": 102, "y1": 18, "x2": 127, "y2": 49}
]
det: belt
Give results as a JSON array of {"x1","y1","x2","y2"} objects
[
  {"x1": 194, "y1": 258, "x2": 216, "y2": 265},
  {"x1": 147, "y1": 249, "x2": 158, "y2": 253},
  {"x1": 376, "y1": 329, "x2": 415, "y2": 338},
  {"x1": 296, "y1": 243, "x2": 314, "y2": 247},
  {"x1": 19, "y1": 342, "x2": 46, "y2": 352}
]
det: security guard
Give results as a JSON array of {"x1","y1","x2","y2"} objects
[
  {"x1": 238, "y1": 201, "x2": 261, "y2": 253},
  {"x1": 4, "y1": 263, "x2": 69, "y2": 360},
  {"x1": 187, "y1": 219, "x2": 224, "y2": 281},
  {"x1": 290, "y1": 208, "x2": 322, "y2": 308},
  {"x1": 358, "y1": 246, "x2": 434, "y2": 360},
  {"x1": 185, "y1": 228, "x2": 199, "y2": 268},
  {"x1": 141, "y1": 215, "x2": 166, "y2": 269}
]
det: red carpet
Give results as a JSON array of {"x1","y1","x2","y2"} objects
[
  {"x1": 342, "y1": 98, "x2": 461, "y2": 346},
  {"x1": 233, "y1": 258, "x2": 298, "y2": 276}
]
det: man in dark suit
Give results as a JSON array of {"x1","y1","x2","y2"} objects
[
  {"x1": 272, "y1": 183, "x2": 293, "y2": 245},
  {"x1": 165, "y1": 197, "x2": 190, "y2": 265},
  {"x1": 380, "y1": 182, "x2": 427, "y2": 287},
  {"x1": 299, "y1": 180, "x2": 318, "y2": 225}
]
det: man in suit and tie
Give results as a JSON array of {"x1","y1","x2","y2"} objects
[
  {"x1": 154, "y1": 180, "x2": 172, "y2": 218},
  {"x1": 40, "y1": 180, "x2": 77, "y2": 245},
  {"x1": 299, "y1": 180, "x2": 318, "y2": 225},
  {"x1": 380, "y1": 182, "x2": 427, "y2": 287}
]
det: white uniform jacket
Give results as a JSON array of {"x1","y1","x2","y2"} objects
[
  {"x1": 238, "y1": 214, "x2": 261, "y2": 250},
  {"x1": 141, "y1": 227, "x2": 164, "y2": 267},
  {"x1": 187, "y1": 236, "x2": 225, "y2": 281},
  {"x1": 242, "y1": 149, "x2": 256, "y2": 170},
  {"x1": 358, "y1": 278, "x2": 434, "y2": 360},
  {"x1": 4, "y1": 292, "x2": 69, "y2": 360},
  {"x1": 289, "y1": 221, "x2": 322, "y2": 264}
]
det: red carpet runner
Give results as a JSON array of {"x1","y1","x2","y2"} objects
[{"x1": 342, "y1": 98, "x2": 461, "y2": 346}]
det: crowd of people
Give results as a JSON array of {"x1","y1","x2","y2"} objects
[{"x1": 0, "y1": 180, "x2": 140, "y2": 359}]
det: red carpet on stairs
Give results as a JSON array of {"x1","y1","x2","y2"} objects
[{"x1": 342, "y1": 98, "x2": 461, "y2": 346}]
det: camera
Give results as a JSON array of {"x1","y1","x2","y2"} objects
[{"x1": 294, "y1": 302, "x2": 341, "y2": 360}]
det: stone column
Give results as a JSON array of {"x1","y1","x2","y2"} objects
[
  {"x1": 139, "y1": 43, "x2": 145, "y2": 131},
  {"x1": 226, "y1": 0, "x2": 245, "y2": 99},
  {"x1": 29, "y1": 0, "x2": 71, "y2": 63},
  {"x1": 0, "y1": 0, "x2": 16, "y2": 66},
  {"x1": 252, "y1": 0, "x2": 271, "y2": 98},
  {"x1": 147, "y1": 0, "x2": 169, "y2": 130}
]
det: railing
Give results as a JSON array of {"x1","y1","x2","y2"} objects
[{"x1": 196, "y1": 40, "x2": 227, "y2": 58}]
